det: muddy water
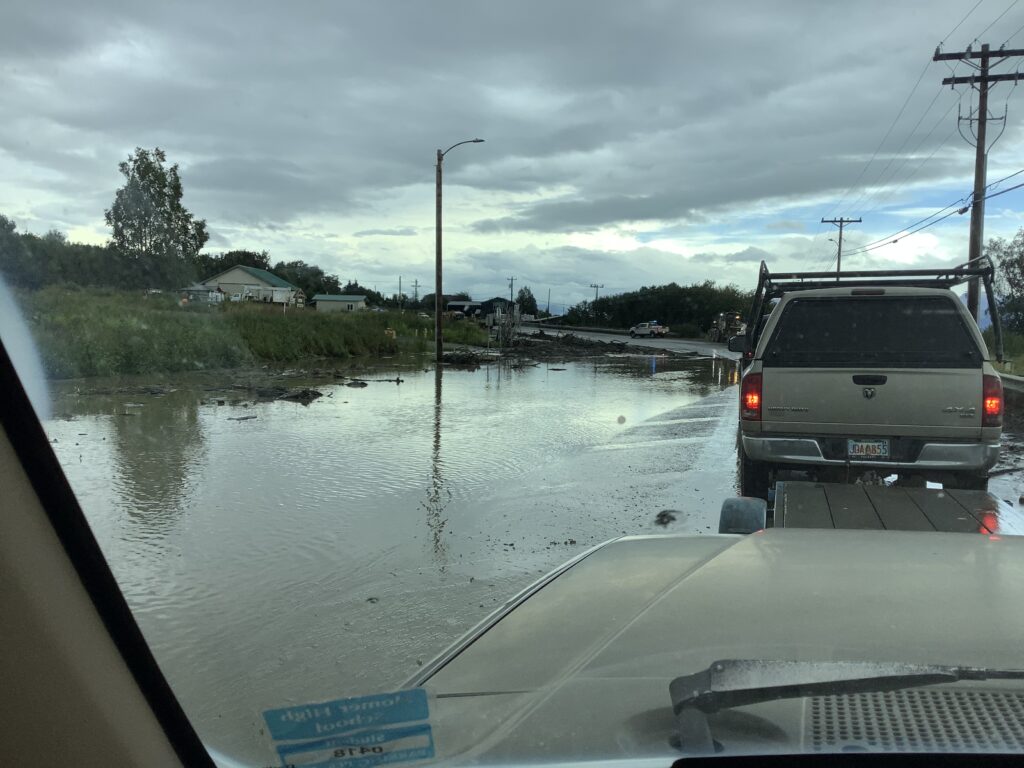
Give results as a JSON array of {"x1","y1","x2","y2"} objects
[
  {"x1": 43, "y1": 353, "x2": 1024, "y2": 765},
  {"x1": 45, "y1": 353, "x2": 740, "y2": 764}
]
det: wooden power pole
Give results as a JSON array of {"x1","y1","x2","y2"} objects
[
  {"x1": 821, "y1": 217, "x2": 860, "y2": 275},
  {"x1": 934, "y1": 43, "x2": 1024, "y2": 319}
]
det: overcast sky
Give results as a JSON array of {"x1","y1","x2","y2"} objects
[{"x1": 4, "y1": 0, "x2": 1024, "y2": 310}]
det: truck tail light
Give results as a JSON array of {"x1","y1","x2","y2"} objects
[
  {"x1": 983, "y1": 374, "x2": 1003, "y2": 428},
  {"x1": 741, "y1": 373, "x2": 762, "y2": 421}
]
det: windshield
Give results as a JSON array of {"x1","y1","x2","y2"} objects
[{"x1": 4, "y1": 1, "x2": 1024, "y2": 765}]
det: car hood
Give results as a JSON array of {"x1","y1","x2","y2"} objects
[{"x1": 415, "y1": 529, "x2": 1024, "y2": 761}]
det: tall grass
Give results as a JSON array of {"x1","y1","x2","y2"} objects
[
  {"x1": 23, "y1": 287, "x2": 253, "y2": 378},
  {"x1": 18, "y1": 288, "x2": 489, "y2": 378}
]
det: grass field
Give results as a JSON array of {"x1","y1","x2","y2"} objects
[{"x1": 19, "y1": 287, "x2": 488, "y2": 378}]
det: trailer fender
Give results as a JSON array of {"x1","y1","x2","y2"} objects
[{"x1": 719, "y1": 496, "x2": 767, "y2": 534}]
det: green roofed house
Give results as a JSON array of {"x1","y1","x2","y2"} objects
[
  {"x1": 311, "y1": 294, "x2": 368, "y2": 313},
  {"x1": 200, "y1": 265, "x2": 305, "y2": 306}
]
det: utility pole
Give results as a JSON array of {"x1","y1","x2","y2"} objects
[
  {"x1": 411, "y1": 279, "x2": 421, "y2": 302},
  {"x1": 398, "y1": 276, "x2": 402, "y2": 310},
  {"x1": 821, "y1": 218, "x2": 860, "y2": 276},
  {"x1": 546, "y1": 288, "x2": 551, "y2": 314},
  {"x1": 436, "y1": 138, "x2": 485, "y2": 363},
  {"x1": 935, "y1": 42, "x2": 1024, "y2": 319},
  {"x1": 589, "y1": 283, "x2": 603, "y2": 302},
  {"x1": 508, "y1": 276, "x2": 516, "y2": 302}
]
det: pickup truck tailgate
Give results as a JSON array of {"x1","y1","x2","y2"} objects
[{"x1": 761, "y1": 367, "x2": 982, "y2": 437}]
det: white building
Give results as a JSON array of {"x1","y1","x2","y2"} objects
[
  {"x1": 311, "y1": 294, "x2": 368, "y2": 313},
  {"x1": 200, "y1": 265, "x2": 304, "y2": 305}
]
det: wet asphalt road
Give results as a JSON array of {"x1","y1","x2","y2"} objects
[{"x1": 528, "y1": 326, "x2": 742, "y2": 359}]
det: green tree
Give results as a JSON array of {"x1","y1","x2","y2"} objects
[
  {"x1": 105, "y1": 147, "x2": 209, "y2": 287},
  {"x1": 342, "y1": 281, "x2": 386, "y2": 306},
  {"x1": 516, "y1": 285, "x2": 539, "y2": 315},
  {"x1": 273, "y1": 260, "x2": 341, "y2": 298},
  {"x1": 989, "y1": 228, "x2": 1024, "y2": 331},
  {"x1": 419, "y1": 291, "x2": 470, "y2": 310},
  {"x1": 193, "y1": 249, "x2": 272, "y2": 280},
  {"x1": 0, "y1": 214, "x2": 39, "y2": 288}
]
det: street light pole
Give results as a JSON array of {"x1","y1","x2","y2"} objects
[{"x1": 435, "y1": 138, "x2": 484, "y2": 364}]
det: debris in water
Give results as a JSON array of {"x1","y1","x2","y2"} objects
[
  {"x1": 655, "y1": 510, "x2": 678, "y2": 527},
  {"x1": 345, "y1": 380, "x2": 369, "y2": 388},
  {"x1": 279, "y1": 388, "x2": 323, "y2": 404},
  {"x1": 228, "y1": 415, "x2": 257, "y2": 421},
  {"x1": 366, "y1": 597, "x2": 380, "y2": 604},
  {"x1": 443, "y1": 350, "x2": 482, "y2": 366}
]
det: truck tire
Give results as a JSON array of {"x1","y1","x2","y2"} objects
[
  {"x1": 629, "y1": 331, "x2": 636, "y2": 338},
  {"x1": 738, "y1": 443, "x2": 771, "y2": 499}
]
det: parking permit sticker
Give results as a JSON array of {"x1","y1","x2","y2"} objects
[
  {"x1": 262, "y1": 689, "x2": 433, "y2": 768},
  {"x1": 275, "y1": 722, "x2": 433, "y2": 768}
]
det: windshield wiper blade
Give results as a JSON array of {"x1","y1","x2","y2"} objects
[{"x1": 669, "y1": 659, "x2": 1024, "y2": 755}]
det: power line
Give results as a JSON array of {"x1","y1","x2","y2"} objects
[
  {"x1": 811, "y1": 4, "x2": 1007, "y2": 269},
  {"x1": 936, "y1": 41, "x2": 1024, "y2": 317},
  {"x1": 827, "y1": 60, "x2": 932, "y2": 221},
  {"x1": 1004, "y1": 16, "x2": 1024, "y2": 45},
  {"x1": 840, "y1": 169, "x2": 1024, "y2": 259},
  {"x1": 844, "y1": 199, "x2": 967, "y2": 256},
  {"x1": 826, "y1": 0, "x2": 995, "y2": 224},
  {"x1": 843, "y1": 209, "x2": 963, "y2": 258},
  {"x1": 975, "y1": 0, "x2": 1021, "y2": 42},
  {"x1": 985, "y1": 166, "x2": 1024, "y2": 191},
  {"x1": 860, "y1": 95, "x2": 962, "y2": 215},
  {"x1": 845, "y1": 86, "x2": 948, "y2": 215},
  {"x1": 982, "y1": 176, "x2": 1024, "y2": 200},
  {"x1": 947, "y1": 0, "x2": 989, "y2": 45}
]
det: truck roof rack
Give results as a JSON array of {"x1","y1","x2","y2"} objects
[{"x1": 743, "y1": 257, "x2": 1003, "y2": 362}]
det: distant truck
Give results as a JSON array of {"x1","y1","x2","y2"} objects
[
  {"x1": 629, "y1": 321, "x2": 669, "y2": 338},
  {"x1": 708, "y1": 310, "x2": 744, "y2": 343}
]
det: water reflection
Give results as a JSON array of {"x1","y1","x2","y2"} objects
[
  {"x1": 109, "y1": 389, "x2": 205, "y2": 533},
  {"x1": 422, "y1": 366, "x2": 449, "y2": 566},
  {"x1": 579, "y1": 354, "x2": 740, "y2": 393}
]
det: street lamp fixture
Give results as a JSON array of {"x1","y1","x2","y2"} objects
[{"x1": 435, "y1": 138, "x2": 485, "y2": 363}]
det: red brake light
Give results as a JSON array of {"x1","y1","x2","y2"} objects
[
  {"x1": 742, "y1": 373, "x2": 762, "y2": 421},
  {"x1": 983, "y1": 374, "x2": 1003, "y2": 428}
]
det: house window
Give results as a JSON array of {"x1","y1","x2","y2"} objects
[{"x1": 347, "y1": 304, "x2": 353, "y2": 311}]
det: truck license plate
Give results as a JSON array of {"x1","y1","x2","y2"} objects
[{"x1": 847, "y1": 439, "x2": 890, "y2": 459}]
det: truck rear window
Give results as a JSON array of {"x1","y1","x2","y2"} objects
[{"x1": 762, "y1": 296, "x2": 983, "y2": 368}]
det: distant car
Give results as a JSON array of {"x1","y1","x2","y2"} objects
[
  {"x1": 417, "y1": 312, "x2": 430, "y2": 318},
  {"x1": 629, "y1": 321, "x2": 669, "y2": 338}
]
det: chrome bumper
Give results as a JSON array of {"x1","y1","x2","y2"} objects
[{"x1": 741, "y1": 435, "x2": 1000, "y2": 472}]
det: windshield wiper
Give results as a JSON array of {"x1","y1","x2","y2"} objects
[{"x1": 670, "y1": 659, "x2": 1024, "y2": 755}]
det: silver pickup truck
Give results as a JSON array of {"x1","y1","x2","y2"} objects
[{"x1": 729, "y1": 260, "x2": 1004, "y2": 497}]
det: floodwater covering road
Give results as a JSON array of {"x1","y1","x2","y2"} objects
[
  {"x1": 45, "y1": 352, "x2": 740, "y2": 764},
  {"x1": 40, "y1": 347, "x2": 1024, "y2": 765},
  {"x1": 526, "y1": 325, "x2": 742, "y2": 359}
]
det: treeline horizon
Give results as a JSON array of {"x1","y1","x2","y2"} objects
[{"x1": 1, "y1": 215, "x2": 749, "y2": 328}]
